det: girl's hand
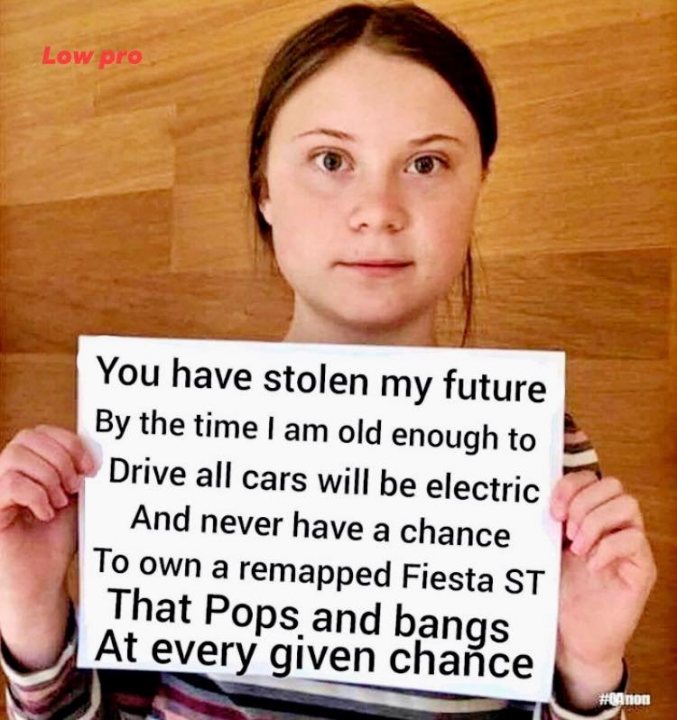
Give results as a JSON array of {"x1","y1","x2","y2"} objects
[
  {"x1": 549, "y1": 470, "x2": 657, "y2": 709},
  {"x1": 0, "y1": 425, "x2": 97, "y2": 606}
]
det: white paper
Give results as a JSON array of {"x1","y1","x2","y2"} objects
[{"x1": 76, "y1": 334, "x2": 565, "y2": 702}]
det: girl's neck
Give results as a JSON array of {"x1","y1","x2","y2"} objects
[{"x1": 282, "y1": 303, "x2": 438, "y2": 348}]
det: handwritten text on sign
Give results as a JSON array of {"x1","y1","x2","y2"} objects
[{"x1": 76, "y1": 335, "x2": 565, "y2": 702}]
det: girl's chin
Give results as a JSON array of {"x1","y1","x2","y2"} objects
[
  {"x1": 294, "y1": 289, "x2": 432, "y2": 337},
  {"x1": 328, "y1": 304, "x2": 423, "y2": 333}
]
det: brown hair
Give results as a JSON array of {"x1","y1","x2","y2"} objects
[{"x1": 247, "y1": 2, "x2": 498, "y2": 346}]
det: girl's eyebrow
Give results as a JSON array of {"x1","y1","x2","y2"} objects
[
  {"x1": 410, "y1": 132, "x2": 465, "y2": 148},
  {"x1": 294, "y1": 128, "x2": 355, "y2": 142},
  {"x1": 293, "y1": 128, "x2": 464, "y2": 147}
]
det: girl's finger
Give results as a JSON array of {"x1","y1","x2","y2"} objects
[
  {"x1": 550, "y1": 470, "x2": 599, "y2": 520},
  {"x1": 3, "y1": 440, "x2": 69, "y2": 510},
  {"x1": 34, "y1": 425, "x2": 97, "y2": 476},
  {"x1": 570, "y1": 494, "x2": 643, "y2": 557},
  {"x1": 587, "y1": 527, "x2": 655, "y2": 579},
  {"x1": 564, "y1": 475, "x2": 626, "y2": 541},
  {"x1": 15, "y1": 428, "x2": 80, "y2": 494},
  {"x1": 0, "y1": 470, "x2": 54, "y2": 527}
]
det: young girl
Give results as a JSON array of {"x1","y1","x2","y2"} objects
[{"x1": 0, "y1": 3, "x2": 656, "y2": 719}]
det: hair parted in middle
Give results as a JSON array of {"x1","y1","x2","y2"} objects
[{"x1": 247, "y1": 2, "x2": 498, "y2": 346}]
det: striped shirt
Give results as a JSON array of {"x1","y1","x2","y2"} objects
[{"x1": 1, "y1": 412, "x2": 628, "y2": 720}]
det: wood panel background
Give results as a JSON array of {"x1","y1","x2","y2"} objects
[{"x1": 0, "y1": 0, "x2": 675, "y2": 716}]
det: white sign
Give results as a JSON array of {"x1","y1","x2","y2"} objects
[{"x1": 76, "y1": 335, "x2": 565, "y2": 702}]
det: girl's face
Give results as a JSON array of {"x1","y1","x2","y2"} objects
[{"x1": 259, "y1": 45, "x2": 485, "y2": 340}]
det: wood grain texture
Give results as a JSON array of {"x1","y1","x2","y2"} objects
[
  {"x1": 1, "y1": 0, "x2": 675, "y2": 717},
  {"x1": 1, "y1": 190, "x2": 173, "y2": 275}
]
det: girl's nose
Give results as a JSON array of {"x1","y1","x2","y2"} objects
[{"x1": 347, "y1": 173, "x2": 409, "y2": 234}]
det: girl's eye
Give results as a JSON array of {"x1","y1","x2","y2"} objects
[
  {"x1": 310, "y1": 151, "x2": 448, "y2": 175},
  {"x1": 312, "y1": 150, "x2": 347, "y2": 173},
  {"x1": 407, "y1": 155, "x2": 448, "y2": 175}
]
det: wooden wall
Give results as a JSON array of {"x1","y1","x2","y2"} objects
[{"x1": 1, "y1": 0, "x2": 675, "y2": 716}]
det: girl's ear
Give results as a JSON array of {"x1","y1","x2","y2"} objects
[{"x1": 258, "y1": 178, "x2": 272, "y2": 225}]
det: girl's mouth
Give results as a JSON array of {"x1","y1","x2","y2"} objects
[{"x1": 338, "y1": 260, "x2": 413, "y2": 277}]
